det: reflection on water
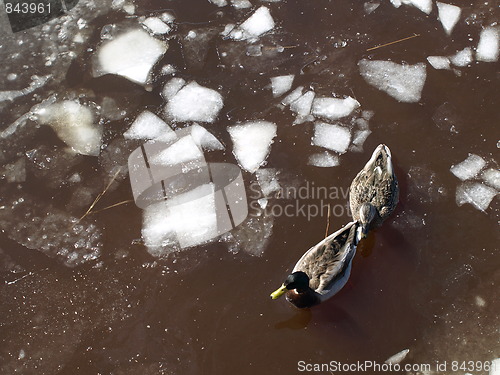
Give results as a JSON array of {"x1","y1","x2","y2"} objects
[{"x1": 1, "y1": 0, "x2": 499, "y2": 374}]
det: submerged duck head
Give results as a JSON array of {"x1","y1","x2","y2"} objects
[{"x1": 270, "y1": 271, "x2": 310, "y2": 299}]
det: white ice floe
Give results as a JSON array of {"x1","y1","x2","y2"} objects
[
  {"x1": 256, "y1": 168, "x2": 281, "y2": 196},
  {"x1": 228, "y1": 121, "x2": 277, "y2": 172},
  {"x1": 281, "y1": 86, "x2": 303, "y2": 106},
  {"x1": 165, "y1": 81, "x2": 224, "y2": 123},
  {"x1": 142, "y1": 17, "x2": 171, "y2": 35},
  {"x1": 209, "y1": 0, "x2": 228, "y2": 6},
  {"x1": 231, "y1": 6, "x2": 275, "y2": 40},
  {"x1": 364, "y1": 1, "x2": 380, "y2": 14},
  {"x1": 35, "y1": 101, "x2": 102, "y2": 156},
  {"x1": 308, "y1": 151, "x2": 340, "y2": 167},
  {"x1": 390, "y1": 0, "x2": 402, "y2": 7},
  {"x1": 385, "y1": 349, "x2": 410, "y2": 365},
  {"x1": 231, "y1": 0, "x2": 252, "y2": 8},
  {"x1": 187, "y1": 124, "x2": 225, "y2": 151},
  {"x1": 95, "y1": 28, "x2": 168, "y2": 85},
  {"x1": 450, "y1": 47, "x2": 473, "y2": 67},
  {"x1": 450, "y1": 154, "x2": 486, "y2": 181},
  {"x1": 358, "y1": 60, "x2": 427, "y2": 103},
  {"x1": 312, "y1": 96, "x2": 360, "y2": 121},
  {"x1": 312, "y1": 122, "x2": 351, "y2": 154},
  {"x1": 270, "y1": 75, "x2": 294, "y2": 97},
  {"x1": 481, "y1": 169, "x2": 500, "y2": 191},
  {"x1": 401, "y1": 0, "x2": 432, "y2": 14},
  {"x1": 427, "y1": 56, "x2": 451, "y2": 70},
  {"x1": 352, "y1": 129, "x2": 372, "y2": 147},
  {"x1": 124, "y1": 111, "x2": 175, "y2": 141},
  {"x1": 161, "y1": 64, "x2": 177, "y2": 75},
  {"x1": 151, "y1": 135, "x2": 205, "y2": 167},
  {"x1": 436, "y1": 2, "x2": 461, "y2": 35},
  {"x1": 142, "y1": 183, "x2": 218, "y2": 252},
  {"x1": 456, "y1": 182, "x2": 497, "y2": 211},
  {"x1": 290, "y1": 91, "x2": 315, "y2": 124},
  {"x1": 162, "y1": 77, "x2": 187, "y2": 100},
  {"x1": 476, "y1": 27, "x2": 499, "y2": 62}
]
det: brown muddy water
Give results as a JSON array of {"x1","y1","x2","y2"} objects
[{"x1": 0, "y1": 0, "x2": 499, "y2": 374}]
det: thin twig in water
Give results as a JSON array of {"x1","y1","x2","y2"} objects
[
  {"x1": 325, "y1": 204, "x2": 331, "y2": 238},
  {"x1": 77, "y1": 167, "x2": 122, "y2": 223},
  {"x1": 90, "y1": 200, "x2": 134, "y2": 215},
  {"x1": 366, "y1": 34, "x2": 420, "y2": 52}
]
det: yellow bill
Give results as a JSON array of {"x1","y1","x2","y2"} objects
[{"x1": 270, "y1": 284, "x2": 287, "y2": 299}]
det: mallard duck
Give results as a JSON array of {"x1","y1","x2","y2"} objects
[
  {"x1": 270, "y1": 221, "x2": 360, "y2": 308},
  {"x1": 349, "y1": 144, "x2": 399, "y2": 238}
]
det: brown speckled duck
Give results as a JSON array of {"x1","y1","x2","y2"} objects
[{"x1": 349, "y1": 144, "x2": 399, "y2": 238}]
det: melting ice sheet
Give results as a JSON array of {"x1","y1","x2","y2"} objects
[{"x1": 34, "y1": 100, "x2": 102, "y2": 156}]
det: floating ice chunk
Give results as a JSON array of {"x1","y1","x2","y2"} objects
[
  {"x1": 165, "y1": 82, "x2": 224, "y2": 123},
  {"x1": 352, "y1": 129, "x2": 372, "y2": 147},
  {"x1": 209, "y1": 0, "x2": 228, "y2": 6},
  {"x1": 359, "y1": 60, "x2": 427, "y2": 103},
  {"x1": 162, "y1": 77, "x2": 187, "y2": 100},
  {"x1": 233, "y1": 6, "x2": 275, "y2": 40},
  {"x1": 385, "y1": 349, "x2": 410, "y2": 364},
  {"x1": 364, "y1": 1, "x2": 380, "y2": 14},
  {"x1": 482, "y1": 169, "x2": 500, "y2": 190},
  {"x1": 476, "y1": 27, "x2": 499, "y2": 62},
  {"x1": 189, "y1": 124, "x2": 225, "y2": 151},
  {"x1": 161, "y1": 64, "x2": 177, "y2": 75},
  {"x1": 95, "y1": 29, "x2": 167, "y2": 85},
  {"x1": 450, "y1": 154, "x2": 486, "y2": 180},
  {"x1": 456, "y1": 182, "x2": 497, "y2": 211},
  {"x1": 401, "y1": 0, "x2": 432, "y2": 14},
  {"x1": 390, "y1": 0, "x2": 402, "y2": 7},
  {"x1": 142, "y1": 183, "x2": 218, "y2": 252},
  {"x1": 231, "y1": 0, "x2": 252, "y2": 8},
  {"x1": 475, "y1": 295, "x2": 486, "y2": 307},
  {"x1": 290, "y1": 91, "x2": 315, "y2": 124},
  {"x1": 312, "y1": 96, "x2": 360, "y2": 121},
  {"x1": 258, "y1": 198, "x2": 268, "y2": 209},
  {"x1": 436, "y1": 2, "x2": 461, "y2": 35},
  {"x1": 124, "y1": 111, "x2": 175, "y2": 141},
  {"x1": 256, "y1": 168, "x2": 281, "y2": 196},
  {"x1": 281, "y1": 86, "x2": 303, "y2": 105},
  {"x1": 151, "y1": 136, "x2": 204, "y2": 166},
  {"x1": 35, "y1": 101, "x2": 102, "y2": 156},
  {"x1": 450, "y1": 47, "x2": 473, "y2": 67},
  {"x1": 427, "y1": 56, "x2": 451, "y2": 70},
  {"x1": 312, "y1": 123, "x2": 351, "y2": 154},
  {"x1": 271, "y1": 75, "x2": 294, "y2": 97},
  {"x1": 228, "y1": 121, "x2": 277, "y2": 172},
  {"x1": 308, "y1": 151, "x2": 340, "y2": 167},
  {"x1": 142, "y1": 17, "x2": 171, "y2": 35},
  {"x1": 161, "y1": 12, "x2": 175, "y2": 23}
]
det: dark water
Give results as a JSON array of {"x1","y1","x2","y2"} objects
[{"x1": 1, "y1": 1, "x2": 499, "y2": 374}]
